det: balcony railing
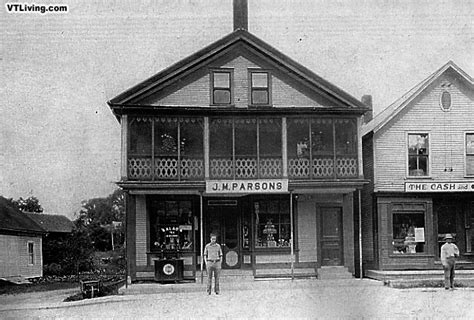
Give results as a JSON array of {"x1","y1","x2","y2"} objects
[{"x1": 128, "y1": 156, "x2": 204, "y2": 181}]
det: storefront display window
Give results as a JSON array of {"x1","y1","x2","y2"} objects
[
  {"x1": 254, "y1": 199, "x2": 290, "y2": 248},
  {"x1": 392, "y1": 212, "x2": 425, "y2": 254},
  {"x1": 150, "y1": 200, "x2": 194, "y2": 252}
]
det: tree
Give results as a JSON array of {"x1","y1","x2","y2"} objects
[
  {"x1": 6, "y1": 196, "x2": 44, "y2": 213},
  {"x1": 77, "y1": 189, "x2": 125, "y2": 251}
]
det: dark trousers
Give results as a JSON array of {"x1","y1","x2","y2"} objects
[
  {"x1": 443, "y1": 257, "x2": 456, "y2": 289},
  {"x1": 206, "y1": 261, "x2": 221, "y2": 293}
]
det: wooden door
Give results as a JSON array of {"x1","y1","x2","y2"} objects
[
  {"x1": 206, "y1": 203, "x2": 241, "y2": 269},
  {"x1": 320, "y1": 207, "x2": 343, "y2": 266}
]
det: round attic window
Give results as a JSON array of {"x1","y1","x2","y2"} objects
[{"x1": 440, "y1": 91, "x2": 452, "y2": 111}]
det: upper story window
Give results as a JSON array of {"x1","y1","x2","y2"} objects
[
  {"x1": 408, "y1": 133, "x2": 429, "y2": 177},
  {"x1": 440, "y1": 91, "x2": 452, "y2": 111},
  {"x1": 211, "y1": 69, "x2": 233, "y2": 105},
  {"x1": 466, "y1": 133, "x2": 474, "y2": 176},
  {"x1": 249, "y1": 70, "x2": 271, "y2": 106}
]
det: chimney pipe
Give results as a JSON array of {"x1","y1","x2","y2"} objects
[
  {"x1": 361, "y1": 95, "x2": 373, "y2": 123},
  {"x1": 233, "y1": 0, "x2": 248, "y2": 31}
]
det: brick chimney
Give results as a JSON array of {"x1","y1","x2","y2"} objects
[
  {"x1": 361, "y1": 95, "x2": 373, "y2": 123},
  {"x1": 233, "y1": 0, "x2": 248, "y2": 31}
]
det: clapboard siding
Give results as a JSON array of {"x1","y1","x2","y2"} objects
[
  {"x1": 135, "y1": 195, "x2": 148, "y2": 266},
  {"x1": 297, "y1": 201, "x2": 317, "y2": 262},
  {"x1": 0, "y1": 234, "x2": 42, "y2": 278},
  {"x1": 375, "y1": 75, "x2": 474, "y2": 192},
  {"x1": 145, "y1": 55, "x2": 324, "y2": 108}
]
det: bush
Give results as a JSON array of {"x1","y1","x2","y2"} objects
[{"x1": 43, "y1": 263, "x2": 63, "y2": 276}]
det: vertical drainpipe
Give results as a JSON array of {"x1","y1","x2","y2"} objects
[
  {"x1": 358, "y1": 189, "x2": 363, "y2": 279},
  {"x1": 290, "y1": 191, "x2": 294, "y2": 280},
  {"x1": 200, "y1": 192, "x2": 204, "y2": 284}
]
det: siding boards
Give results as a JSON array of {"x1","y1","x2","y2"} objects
[
  {"x1": 0, "y1": 234, "x2": 42, "y2": 278},
  {"x1": 145, "y1": 55, "x2": 325, "y2": 108},
  {"x1": 375, "y1": 76, "x2": 474, "y2": 192}
]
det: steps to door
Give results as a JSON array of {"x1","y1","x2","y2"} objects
[{"x1": 317, "y1": 266, "x2": 353, "y2": 280}]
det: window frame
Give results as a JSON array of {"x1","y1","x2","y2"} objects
[
  {"x1": 248, "y1": 69, "x2": 272, "y2": 107},
  {"x1": 210, "y1": 68, "x2": 234, "y2": 106},
  {"x1": 253, "y1": 198, "x2": 292, "y2": 251},
  {"x1": 465, "y1": 131, "x2": 474, "y2": 177},
  {"x1": 406, "y1": 132, "x2": 431, "y2": 178},
  {"x1": 390, "y1": 210, "x2": 428, "y2": 255},
  {"x1": 27, "y1": 241, "x2": 35, "y2": 265}
]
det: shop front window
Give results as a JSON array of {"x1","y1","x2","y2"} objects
[
  {"x1": 408, "y1": 133, "x2": 429, "y2": 176},
  {"x1": 254, "y1": 199, "x2": 290, "y2": 249},
  {"x1": 392, "y1": 212, "x2": 425, "y2": 254},
  {"x1": 149, "y1": 200, "x2": 194, "y2": 252}
]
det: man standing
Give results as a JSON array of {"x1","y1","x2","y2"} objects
[
  {"x1": 440, "y1": 234, "x2": 460, "y2": 290},
  {"x1": 204, "y1": 233, "x2": 222, "y2": 295}
]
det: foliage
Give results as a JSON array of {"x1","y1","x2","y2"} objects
[
  {"x1": 76, "y1": 189, "x2": 125, "y2": 251},
  {"x1": 6, "y1": 196, "x2": 43, "y2": 213}
]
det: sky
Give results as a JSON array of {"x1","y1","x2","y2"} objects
[{"x1": 1, "y1": 0, "x2": 473, "y2": 218}]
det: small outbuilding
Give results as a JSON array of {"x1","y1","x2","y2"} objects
[{"x1": 0, "y1": 196, "x2": 45, "y2": 281}]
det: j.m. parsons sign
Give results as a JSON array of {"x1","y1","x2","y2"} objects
[{"x1": 206, "y1": 179, "x2": 289, "y2": 194}]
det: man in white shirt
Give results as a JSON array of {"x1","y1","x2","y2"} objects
[
  {"x1": 440, "y1": 234, "x2": 460, "y2": 290},
  {"x1": 204, "y1": 233, "x2": 223, "y2": 295}
]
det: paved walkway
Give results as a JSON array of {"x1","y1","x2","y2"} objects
[{"x1": 1, "y1": 279, "x2": 473, "y2": 319}]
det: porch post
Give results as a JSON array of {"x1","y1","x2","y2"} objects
[
  {"x1": 200, "y1": 192, "x2": 204, "y2": 284},
  {"x1": 120, "y1": 115, "x2": 128, "y2": 181},
  {"x1": 290, "y1": 190, "x2": 294, "y2": 280},
  {"x1": 358, "y1": 189, "x2": 363, "y2": 279}
]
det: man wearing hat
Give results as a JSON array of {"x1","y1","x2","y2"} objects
[{"x1": 440, "y1": 234, "x2": 459, "y2": 290}]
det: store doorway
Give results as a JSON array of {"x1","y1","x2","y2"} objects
[
  {"x1": 320, "y1": 207, "x2": 344, "y2": 266},
  {"x1": 206, "y1": 200, "x2": 241, "y2": 269}
]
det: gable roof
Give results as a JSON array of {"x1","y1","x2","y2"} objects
[
  {"x1": 362, "y1": 61, "x2": 474, "y2": 136},
  {"x1": 0, "y1": 197, "x2": 44, "y2": 235},
  {"x1": 25, "y1": 213, "x2": 74, "y2": 233},
  {"x1": 108, "y1": 29, "x2": 367, "y2": 111}
]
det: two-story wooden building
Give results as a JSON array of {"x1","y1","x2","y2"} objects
[
  {"x1": 108, "y1": 1, "x2": 368, "y2": 282},
  {"x1": 361, "y1": 61, "x2": 474, "y2": 275}
]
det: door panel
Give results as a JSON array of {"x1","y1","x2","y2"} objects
[
  {"x1": 206, "y1": 202, "x2": 241, "y2": 269},
  {"x1": 320, "y1": 207, "x2": 343, "y2": 266}
]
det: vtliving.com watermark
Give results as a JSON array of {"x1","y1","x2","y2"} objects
[{"x1": 5, "y1": 3, "x2": 68, "y2": 14}]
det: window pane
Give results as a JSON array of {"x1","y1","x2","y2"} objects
[
  {"x1": 235, "y1": 119, "x2": 257, "y2": 156},
  {"x1": 155, "y1": 118, "x2": 178, "y2": 155},
  {"x1": 213, "y1": 72, "x2": 230, "y2": 88},
  {"x1": 259, "y1": 118, "x2": 281, "y2": 156},
  {"x1": 467, "y1": 156, "x2": 474, "y2": 176},
  {"x1": 408, "y1": 134, "x2": 429, "y2": 155},
  {"x1": 180, "y1": 118, "x2": 203, "y2": 156},
  {"x1": 251, "y1": 73, "x2": 268, "y2": 88},
  {"x1": 252, "y1": 90, "x2": 268, "y2": 105},
  {"x1": 311, "y1": 118, "x2": 333, "y2": 154},
  {"x1": 392, "y1": 212, "x2": 425, "y2": 254},
  {"x1": 213, "y1": 90, "x2": 231, "y2": 104},
  {"x1": 129, "y1": 119, "x2": 152, "y2": 154},
  {"x1": 335, "y1": 119, "x2": 357, "y2": 155},
  {"x1": 210, "y1": 118, "x2": 233, "y2": 157},
  {"x1": 287, "y1": 118, "x2": 310, "y2": 158},
  {"x1": 467, "y1": 134, "x2": 474, "y2": 154}
]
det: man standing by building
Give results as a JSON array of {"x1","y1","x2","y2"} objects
[
  {"x1": 440, "y1": 234, "x2": 460, "y2": 290},
  {"x1": 204, "y1": 233, "x2": 222, "y2": 295}
]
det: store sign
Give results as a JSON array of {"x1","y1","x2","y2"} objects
[
  {"x1": 206, "y1": 179, "x2": 289, "y2": 194},
  {"x1": 405, "y1": 181, "x2": 474, "y2": 192}
]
